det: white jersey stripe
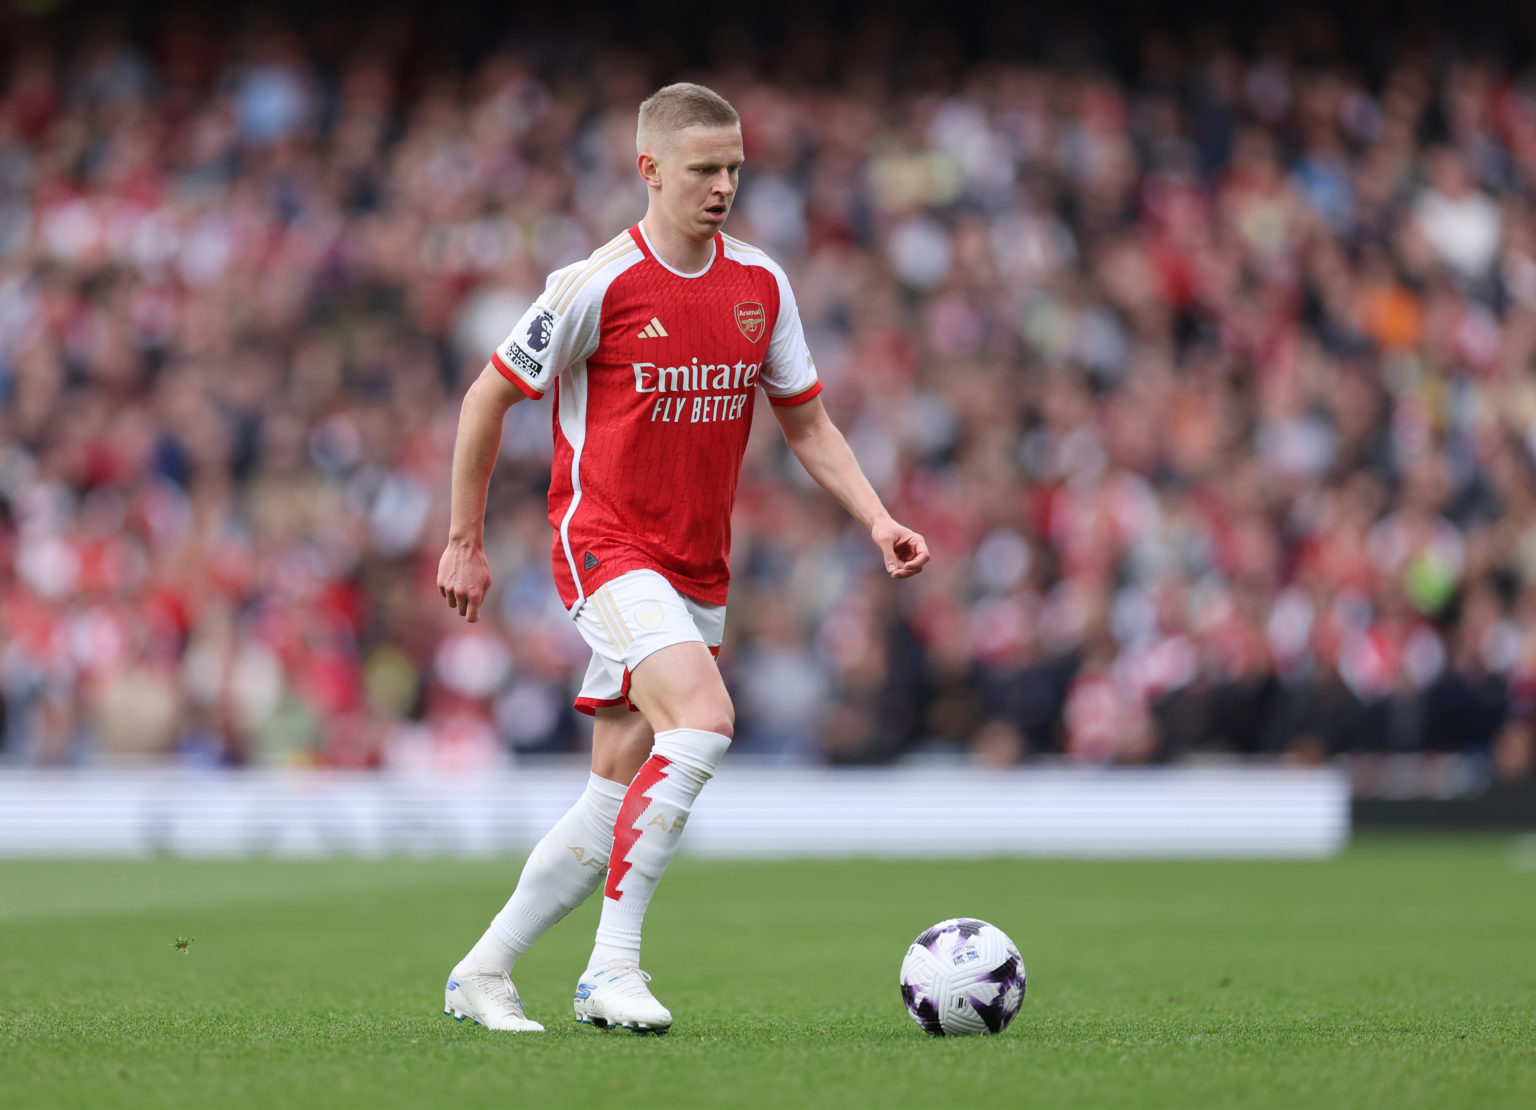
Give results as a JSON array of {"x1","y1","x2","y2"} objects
[{"x1": 556, "y1": 362, "x2": 591, "y2": 610}]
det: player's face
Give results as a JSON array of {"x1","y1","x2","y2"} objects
[{"x1": 651, "y1": 125, "x2": 743, "y2": 241}]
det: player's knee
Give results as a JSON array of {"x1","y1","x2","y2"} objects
[
  {"x1": 654, "y1": 706, "x2": 734, "y2": 775},
  {"x1": 694, "y1": 712, "x2": 735, "y2": 742},
  {"x1": 682, "y1": 695, "x2": 735, "y2": 741}
]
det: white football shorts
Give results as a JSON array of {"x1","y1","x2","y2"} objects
[{"x1": 571, "y1": 569, "x2": 726, "y2": 716}]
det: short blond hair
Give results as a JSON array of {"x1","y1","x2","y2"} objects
[{"x1": 636, "y1": 82, "x2": 740, "y2": 154}]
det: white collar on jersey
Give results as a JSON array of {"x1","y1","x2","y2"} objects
[{"x1": 637, "y1": 220, "x2": 716, "y2": 278}]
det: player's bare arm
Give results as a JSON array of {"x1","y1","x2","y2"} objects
[
  {"x1": 438, "y1": 362, "x2": 526, "y2": 622},
  {"x1": 773, "y1": 396, "x2": 930, "y2": 578}
]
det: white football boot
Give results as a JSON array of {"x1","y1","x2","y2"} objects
[
  {"x1": 443, "y1": 969, "x2": 545, "y2": 1032},
  {"x1": 573, "y1": 961, "x2": 673, "y2": 1034}
]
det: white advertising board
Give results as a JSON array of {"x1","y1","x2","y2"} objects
[{"x1": 0, "y1": 763, "x2": 1348, "y2": 859}]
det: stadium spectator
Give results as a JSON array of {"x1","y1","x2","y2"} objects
[{"x1": 2, "y1": 8, "x2": 1536, "y2": 796}]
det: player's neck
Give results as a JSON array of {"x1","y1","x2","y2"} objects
[{"x1": 640, "y1": 214, "x2": 715, "y2": 275}]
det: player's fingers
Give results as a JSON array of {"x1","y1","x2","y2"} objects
[
  {"x1": 891, "y1": 534, "x2": 929, "y2": 577},
  {"x1": 876, "y1": 535, "x2": 899, "y2": 575},
  {"x1": 465, "y1": 594, "x2": 481, "y2": 623}
]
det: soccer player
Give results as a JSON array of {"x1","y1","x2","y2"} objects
[{"x1": 436, "y1": 82, "x2": 929, "y2": 1034}]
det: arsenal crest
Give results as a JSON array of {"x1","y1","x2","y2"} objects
[{"x1": 734, "y1": 301, "x2": 766, "y2": 342}]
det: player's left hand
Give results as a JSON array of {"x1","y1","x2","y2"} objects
[{"x1": 872, "y1": 517, "x2": 930, "y2": 579}]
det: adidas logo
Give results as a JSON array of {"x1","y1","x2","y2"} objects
[{"x1": 636, "y1": 316, "x2": 669, "y2": 339}]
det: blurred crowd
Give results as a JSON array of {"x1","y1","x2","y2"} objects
[{"x1": 3, "y1": 8, "x2": 1536, "y2": 786}]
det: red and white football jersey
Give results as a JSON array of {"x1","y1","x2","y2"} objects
[{"x1": 491, "y1": 223, "x2": 822, "y2": 609}]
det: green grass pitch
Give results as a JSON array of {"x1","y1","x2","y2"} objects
[{"x1": 1, "y1": 838, "x2": 1533, "y2": 1109}]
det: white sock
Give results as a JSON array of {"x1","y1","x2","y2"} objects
[
  {"x1": 589, "y1": 728, "x2": 731, "y2": 969},
  {"x1": 455, "y1": 772, "x2": 627, "y2": 974}
]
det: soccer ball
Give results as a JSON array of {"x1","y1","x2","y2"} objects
[{"x1": 899, "y1": 917, "x2": 1026, "y2": 1036}]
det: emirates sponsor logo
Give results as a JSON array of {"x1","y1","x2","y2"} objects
[
  {"x1": 632, "y1": 360, "x2": 760, "y2": 393},
  {"x1": 631, "y1": 359, "x2": 760, "y2": 424}
]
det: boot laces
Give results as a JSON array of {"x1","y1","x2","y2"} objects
[{"x1": 596, "y1": 961, "x2": 654, "y2": 997}]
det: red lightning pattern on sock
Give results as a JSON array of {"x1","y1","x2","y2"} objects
[{"x1": 603, "y1": 755, "x2": 672, "y2": 900}]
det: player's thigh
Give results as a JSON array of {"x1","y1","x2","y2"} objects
[
  {"x1": 591, "y1": 705, "x2": 654, "y2": 784},
  {"x1": 574, "y1": 570, "x2": 733, "y2": 737},
  {"x1": 626, "y1": 640, "x2": 734, "y2": 737}
]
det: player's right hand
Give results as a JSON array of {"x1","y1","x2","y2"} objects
[{"x1": 437, "y1": 541, "x2": 492, "y2": 623}]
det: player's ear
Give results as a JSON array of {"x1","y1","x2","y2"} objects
[{"x1": 637, "y1": 149, "x2": 663, "y2": 189}]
